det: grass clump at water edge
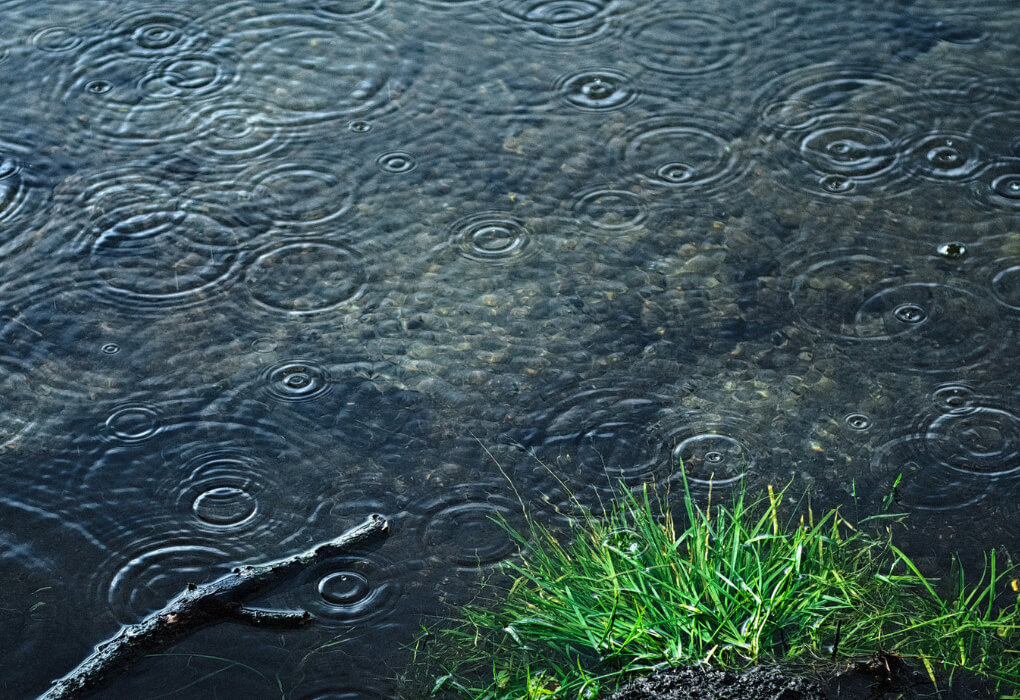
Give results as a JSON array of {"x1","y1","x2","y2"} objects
[{"x1": 417, "y1": 482, "x2": 1020, "y2": 699}]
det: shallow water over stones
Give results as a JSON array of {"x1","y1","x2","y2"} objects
[{"x1": 0, "y1": 0, "x2": 1018, "y2": 696}]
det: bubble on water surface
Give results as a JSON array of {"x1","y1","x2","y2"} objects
[
  {"x1": 628, "y1": 10, "x2": 740, "y2": 76},
  {"x1": 555, "y1": 68, "x2": 637, "y2": 111},
  {"x1": 571, "y1": 186, "x2": 647, "y2": 231},
  {"x1": 245, "y1": 241, "x2": 367, "y2": 314},
  {"x1": 451, "y1": 212, "x2": 532, "y2": 264},
  {"x1": 936, "y1": 242, "x2": 968, "y2": 260}
]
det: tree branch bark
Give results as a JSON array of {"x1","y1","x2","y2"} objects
[{"x1": 41, "y1": 514, "x2": 389, "y2": 700}]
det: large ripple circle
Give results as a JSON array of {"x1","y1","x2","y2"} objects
[
  {"x1": 927, "y1": 406, "x2": 1020, "y2": 477},
  {"x1": 871, "y1": 436, "x2": 988, "y2": 511},
  {"x1": 498, "y1": 0, "x2": 616, "y2": 46},
  {"x1": 241, "y1": 24, "x2": 412, "y2": 125},
  {"x1": 245, "y1": 241, "x2": 366, "y2": 314},
  {"x1": 755, "y1": 64, "x2": 911, "y2": 132},
  {"x1": 628, "y1": 11, "x2": 739, "y2": 75},
  {"x1": 96, "y1": 536, "x2": 238, "y2": 623},
  {"x1": 168, "y1": 452, "x2": 278, "y2": 533},
  {"x1": 790, "y1": 253, "x2": 997, "y2": 369},
  {"x1": 766, "y1": 114, "x2": 911, "y2": 200},
  {"x1": 88, "y1": 224, "x2": 240, "y2": 309},
  {"x1": 413, "y1": 485, "x2": 525, "y2": 569},
  {"x1": 990, "y1": 262, "x2": 1020, "y2": 310},
  {"x1": 249, "y1": 163, "x2": 355, "y2": 231},
  {"x1": 616, "y1": 113, "x2": 745, "y2": 193}
]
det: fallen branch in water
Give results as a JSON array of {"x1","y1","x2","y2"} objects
[{"x1": 41, "y1": 514, "x2": 390, "y2": 700}]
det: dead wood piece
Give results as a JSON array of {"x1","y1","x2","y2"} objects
[{"x1": 40, "y1": 514, "x2": 389, "y2": 700}]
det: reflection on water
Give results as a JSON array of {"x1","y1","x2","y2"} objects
[{"x1": 1, "y1": 0, "x2": 1019, "y2": 696}]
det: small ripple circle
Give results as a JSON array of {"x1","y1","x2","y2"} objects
[
  {"x1": 451, "y1": 212, "x2": 531, "y2": 264},
  {"x1": 555, "y1": 68, "x2": 637, "y2": 111},
  {"x1": 572, "y1": 187, "x2": 647, "y2": 231},
  {"x1": 104, "y1": 404, "x2": 161, "y2": 443},
  {"x1": 908, "y1": 133, "x2": 986, "y2": 182},
  {"x1": 376, "y1": 151, "x2": 417, "y2": 174},
  {"x1": 628, "y1": 11, "x2": 739, "y2": 76},
  {"x1": 262, "y1": 360, "x2": 332, "y2": 403},
  {"x1": 844, "y1": 413, "x2": 872, "y2": 431}
]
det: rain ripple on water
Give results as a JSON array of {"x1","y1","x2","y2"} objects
[{"x1": 787, "y1": 249, "x2": 999, "y2": 371}]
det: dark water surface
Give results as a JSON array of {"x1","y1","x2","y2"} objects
[{"x1": 1, "y1": 0, "x2": 1019, "y2": 696}]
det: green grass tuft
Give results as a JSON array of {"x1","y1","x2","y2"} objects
[{"x1": 418, "y1": 481, "x2": 1020, "y2": 699}]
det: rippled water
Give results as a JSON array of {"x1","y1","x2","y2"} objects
[{"x1": 1, "y1": 0, "x2": 1019, "y2": 696}]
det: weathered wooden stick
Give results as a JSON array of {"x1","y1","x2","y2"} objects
[{"x1": 41, "y1": 514, "x2": 389, "y2": 700}]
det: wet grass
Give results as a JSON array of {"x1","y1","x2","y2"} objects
[{"x1": 418, "y1": 481, "x2": 1020, "y2": 699}]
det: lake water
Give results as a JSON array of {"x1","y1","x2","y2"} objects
[{"x1": 1, "y1": 0, "x2": 1018, "y2": 697}]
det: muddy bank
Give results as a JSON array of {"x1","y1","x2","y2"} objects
[{"x1": 605, "y1": 663, "x2": 997, "y2": 700}]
